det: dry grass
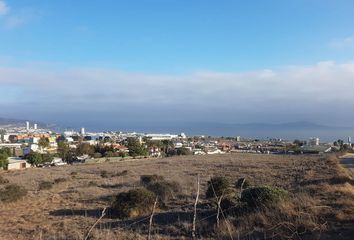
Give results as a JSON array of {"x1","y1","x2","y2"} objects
[{"x1": 0, "y1": 153, "x2": 353, "y2": 239}]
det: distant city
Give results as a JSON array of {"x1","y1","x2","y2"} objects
[{"x1": 0, "y1": 119, "x2": 353, "y2": 171}]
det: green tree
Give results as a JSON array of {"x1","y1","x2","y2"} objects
[
  {"x1": 38, "y1": 137, "x2": 50, "y2": 150},
  {"x1": 77, "y1": 142, "x2": 95, "y2": 156},
  {"x1": 293, "y1": 139, "x2": 305, "y2": 147},
  {"x1": 57, "y1": 141, "x2": 75, "y2": 163},
  {"x1": 26, "y1": 152, "x2": 43, "y2": 166},
  {"x1": 176, "y1": 147, "x2": 191, "y2": 156},
  {"x1": 127, "y1": 138, "x2": 148, "y2": 157},
  {"x1": 161, "y1": 140, "x2": 173, "y2": 154},
  {"x1": 42, "y1": 153, "x2": 54, "y2": 163},
  {"x1": 0, "y1": 148, "x2": 10, "y2": 169}
]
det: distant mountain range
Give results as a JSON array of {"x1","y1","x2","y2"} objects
[
  {"x1": 0, "y1": 117, "x2": 28, "y2": 125},
  {"x1": 0, "y1": 117, "x2": 55, "y2": 129}
]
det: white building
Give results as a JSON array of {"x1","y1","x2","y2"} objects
[
  {"x1": 308, "y1": 137, "x2": 320, "y2": 146},
  {"x1": 23, "y1": 144, "x2": 39, "y2": 155},
  {"x1": 6, "y1": 157, "x2": 30, "y2": 170},
  {"x1": 145, "y1": 134, "x2": 179, "y2": 141},
  {"x1": 180, "y1": 133, "x2": 187, "y2": 139}
]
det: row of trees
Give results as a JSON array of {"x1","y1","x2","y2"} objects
[
  {"x1": 22, "y1": 136, "x2": 191, "y2": 166},
  {"x1": 24, "y1": 152, "x2": 54, "y2": 167}
]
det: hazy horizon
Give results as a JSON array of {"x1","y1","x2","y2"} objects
[{"x1": 1, "y1": 0, "x2": 354, "y2": 133}]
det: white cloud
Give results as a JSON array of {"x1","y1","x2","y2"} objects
[
  {"x1": 1, "y1": 60, "x2": 354, "y2": 124},
  {"x1": 330, "y1": 36, "x2": 354, "y2": 49},
  {"x1": 0, "y1": 0, "x2": 9, "y2": 16},
  {"x1": 0, "y1": 2, "x2": 38, "y2": 29}
]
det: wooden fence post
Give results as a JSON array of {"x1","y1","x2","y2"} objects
[
  {"x1": 148, "y1": 197, "x2": 158, "y2": 240},
  {"x1": 192, "y1": 174, "x2": 200, "y2": 239}
]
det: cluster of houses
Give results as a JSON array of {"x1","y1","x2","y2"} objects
[{"x1": 0, "y1": 122, "x2": 353, "y2": 171}]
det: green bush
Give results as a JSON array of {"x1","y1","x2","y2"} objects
[
  {"x1": 176, "y1": 147, "x2": 191, "y2": 156},
  {"x1": 38, "y1": 181, "x2": 53, "y2": 190},
  {"x1": 112, "y1": 188, "x2": 156, "y2": 218},
  {"x1": 206, "y1": 176, "x2": 231, "y2": 199},
  {"x1": 0, "y1": 184, "x2": 27, "y2": 202},
  {"x1": 241, "y1": 185, "x2": 289, "y2": 208},
  {"x1": 140, "y1": 174, "x2": 164, "y2": 186}
]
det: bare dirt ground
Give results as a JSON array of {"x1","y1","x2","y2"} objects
[{"x1": 0, "y1": 153, "x2": 353, "y2": 240}]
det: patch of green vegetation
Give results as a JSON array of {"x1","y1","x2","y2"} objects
[{"x1": 241, "y1": 185, "x2": 289, "y2": 208}]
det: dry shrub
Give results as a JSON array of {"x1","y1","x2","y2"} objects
[
  {"x1": 326, "y1": 155, "x2": 352, "y2": 184},
  {"x1": 54, "y1": 177, "x2": 67, "y2": 184},
  {"x1": 112, "y1": 170, "x2": 129, "y2": 177},
  {"x1": 0, "y1": 184, "x2": 27, "y2": 202},
  {"x1": 323, "y1": 182, "x2": 354, "y2": 196},
  {"x1": 87, "y1": 180, "x2": 98, "y2": 187},
  {"x1": 101, "y1": 170, "x2": 129, "y2": 178},
  {"x1": 228, "y1": 194, "x2": 326, "y2": 239},
  {"x1": 0, "y1": 175, "x2": 9, "y2": 184},
  {"x1": 140, "y1": 174, "x2": 164, "y2": 186},
  {"x1": 145, "y1": 180, "x2": 182, "y2": 203},
  {"x1": 321, "y1": 183, "x2": 354, "y2": 221},
  {"x1": 214, "y1": 219, "x2": 239, "y2": 239},
  {"x1": 235, "y1": 178, "x2": 252, "y2": 189},
  {"x1": 39, "y1": 181, "x2": 54, "y2": 190},
  {"x1": 140, "y1": 174, "x2": 182, "y2": 204},
  {"x1": 206, "y1": 176, "x2": 231, "y2": 199},
  {"x1": 100, "y1": 170, "x2": 109, "y2": 178},
  {"x1": 89, "y1": 229, "x2": 147, "y2": 240},
  {"x1": 112, "y1": 188, "x2": 156, "y2": 218}
]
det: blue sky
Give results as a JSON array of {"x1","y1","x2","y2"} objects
[{"x1": 1, "y1": 0, "x2": 354, "y2": 133}]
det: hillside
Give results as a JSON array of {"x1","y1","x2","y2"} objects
[{"x1": 0, "y1": 154, "x2": 353, "y2": 239}]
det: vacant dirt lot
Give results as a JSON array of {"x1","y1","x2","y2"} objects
[{"x1": 0, "y1": 153, "x2": 353, "y2": 239}]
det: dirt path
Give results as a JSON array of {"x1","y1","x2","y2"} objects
[{"x1": 340, "y1": 153, "x2": 354, "y2": 177}]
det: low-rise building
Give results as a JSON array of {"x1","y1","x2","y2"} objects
[{"x1": 6, "y1": 157, "x2": 30, "y2": 170}]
